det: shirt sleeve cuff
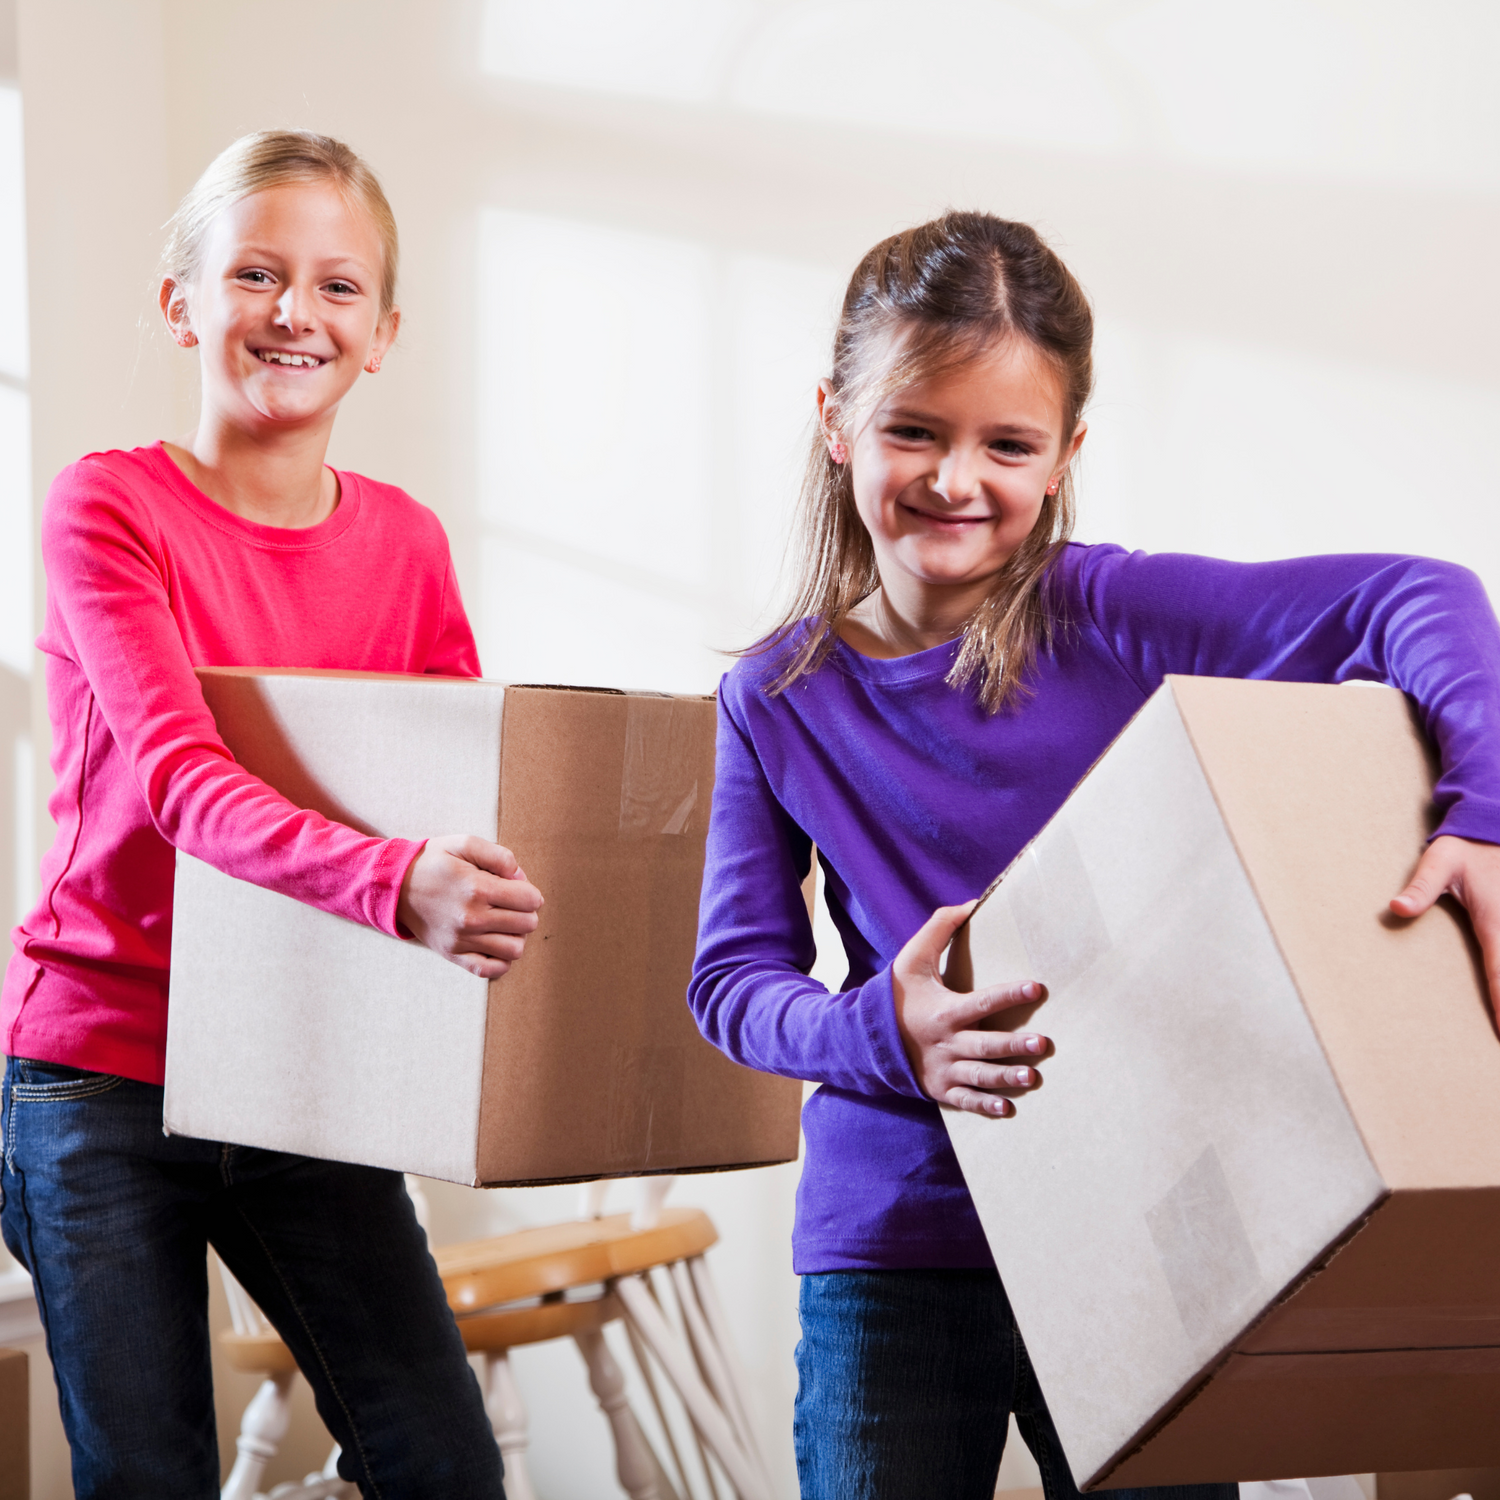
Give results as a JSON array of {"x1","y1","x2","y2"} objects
[
  {"x1": 370, "y1": 838, "x2": 427, "y2": 938},
  {"x1": 855, "y1": 966, "x2": 927, "y2": 1099},
  {"x1": 1432, "y1": 796, "x2": 1500, "y2": 848}
]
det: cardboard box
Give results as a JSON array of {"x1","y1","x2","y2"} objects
[
  {"x1": 945, "y1": 677, "x2": 1500, "y2": 1489},
  {"x1": 0, "y1": 1347, "x2": 26, "y2": 1500},
  {"x1": 165, "y1": 670, "x2": 801, "y2": 1186}
]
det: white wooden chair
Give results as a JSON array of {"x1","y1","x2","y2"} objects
[{"x1": 218, "y1": 1176, "x2": 773, "y2": 1500}]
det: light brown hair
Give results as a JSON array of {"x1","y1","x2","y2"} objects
[
  {"x1": 160, "y1": 130, "x2": 399, "y2": 318},
  {"x1": 755, "y1": 211, "x2": 1094, "y2": 713}
]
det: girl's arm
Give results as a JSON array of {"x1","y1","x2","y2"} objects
[
  {"x1": 43, "y1": 467, "x2": 534, "y2": 949},
  {"x1": 688, "y1": 687, "x2": 1041, "y2": 1102},
  {"x1": 1078, "y1": 546, "x2": 1500, "y2": 1004},
  {"x1": 688, "y1": 692, "x2": 907, "y2": 1093},
  {"x1": 400, "y1": 543, "x2": 543, "y2": 974},
  {"x1": 1076, "y1": 548, "x2": 1500, "y2": 844},
  {"x1": 424, "y1": 552, "x2": 483, "y2": 677}
]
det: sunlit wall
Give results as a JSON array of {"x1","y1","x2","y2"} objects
[
  {"x1": 16, "y1": 1, "x2": 1500, "y2": 1496},
  {"x1": 0, "y1": 67, "x2": 32, "y2": 1297},
  {"x1": 0, "y1": 77, "x2": 30, "y2": 945},
  {"x1": 476, "y1": 207, "x2": 837, "y2": 690},
  {"x1": 472, "y1": 0, "x2": 1500, "y2": 694}
]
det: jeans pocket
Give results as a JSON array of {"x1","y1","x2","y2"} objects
[
  {"x1": 4, "y1": 1061, "x2": 129, "y2": 1181},
  {"x1": 10, "y1": 1058, "x2": 126, "y2": 1101}
]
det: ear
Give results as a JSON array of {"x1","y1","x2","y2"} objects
[
  {"x1": 365, "y1": 305, "x2": 401, "y2": 372},
  {"x1": 1051, "y1": 419, "x2": 1087, "y2": 486},
  {"x1": 815, "y1": 377, "x2": 843, "y2": 451},
  {"x1": 160, "y1": 277, "x2": 196, "y2": 348}
]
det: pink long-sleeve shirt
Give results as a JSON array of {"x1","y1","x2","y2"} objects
[{"x1": 2, "y1": 444, "x2": 481, "y2": 1084}]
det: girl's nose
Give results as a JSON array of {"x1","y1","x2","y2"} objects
[
  {"x1": 932, "y1": 447, "x2": 982, "y2": 505},
  {"x1": 273, "y1": 285, "x2": 314, "y2": 333}
]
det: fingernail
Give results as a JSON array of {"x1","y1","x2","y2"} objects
[
  {"x1": 1025, "y1": 1035, "x2": 1042, "y2": 1054},
  {"x1": 1015, "y1": 1068, "x2": 1032, "y2": 1086},
  {"x1": 1022, "y1": 981, "x2": 1040, "y2": 999}
]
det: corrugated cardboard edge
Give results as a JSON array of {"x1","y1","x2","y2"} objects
[
  {"x1": 509, "y1": 683, "x2": 715, "y2": 704},
  {"x1": 1165, "y1": 675, "x2": 1396, "y2": 1182},
  {"x1": 1086, "y1": 1193, "x2": 1390, "y2": 1489},
  {"x1": 474, "y1": 683, "x2": 512, "y2": 1183},
  {"x1": 197, "y1": 665, "x2": 480, "y2": 683},
  {"x1": 952, "y1": 683, "x2": 1164, "y2": 938},
  {"x1": 473, "y1": 1156, "x2": 798, "y2": 1189}
]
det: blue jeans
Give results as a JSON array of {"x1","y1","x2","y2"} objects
[
  {"x1": 0, "y1": 1057, "x2": 504, "y2": 1499},
  {"x1": 795, "y1": 1269, "x2": 1239, "y2": 1500}
]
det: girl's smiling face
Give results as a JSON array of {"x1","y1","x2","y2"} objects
[
  {"x1": 834, "y1": 336, "x2": 1085, "y2": 602},
  {"x1": 162, "y1": 181, "x2": 397, "y2": 434}
]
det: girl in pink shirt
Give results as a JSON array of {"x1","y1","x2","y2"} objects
[{"x1": 1, "y1": 131, "x2": 533, "y2": 1498}]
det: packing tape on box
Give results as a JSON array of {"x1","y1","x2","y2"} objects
[
  {"x1": 999, "y1": 823, "x2": 1276, "y2": 1353},
  {"x1": 1006, "y1": 821, "x2": 1112, "y2": 987},
  {"x1": 619, "y1": 698, "x2": 701, "y2": 840},
  {"x1": 606, "y1": 1044, "x2": 686, "y2": 1166},
  {"x1": 1146, "y1": 1144, "x2": 1266, "y2": 1348}
]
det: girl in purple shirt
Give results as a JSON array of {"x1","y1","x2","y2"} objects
[{"x1": 688, "y1": 212, "x2": 1500, "y2": 1499}]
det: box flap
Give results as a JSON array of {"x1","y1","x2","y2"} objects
[
  {"x1": 1239, "y1": 1187, "x2": 1500, "y2": 1354},
  {"x1": 1103, "y1": 1336, "x2": 1500, "y2": 1485},
  {"x1": 476, "y1": 687, "x2": 802, "y2": 1183},
  {"x1": 1171, "y1": 677, "x2": 1500, "y2": 1190},
  {"x1": 195, "y1": 669, "x2": 506, "y2": 839}
]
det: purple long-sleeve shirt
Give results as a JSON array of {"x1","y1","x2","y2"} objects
[{"x1": 689, "y1": 544, "x2": 1500, "y2": 1273}]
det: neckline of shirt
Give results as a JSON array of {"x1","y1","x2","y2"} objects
[
  {"x1": 810, "y1": 545, "x2": 1097, "y2": 688},
  {"x1": 142, "y1": 441, "x2": 364, "y2": 550},
  {"x1": 827, "y1": 632, "x2": 963, "y2": 685}
]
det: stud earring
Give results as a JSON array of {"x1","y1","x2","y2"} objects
[
  {"x1": 1046, "y1": 479, "x2": 1060, "y2": 495},
  {"x1": 366, "y1": 354, "x2": 382, "y2": 373},
  {"x1": 176, "y1": 331, "x2": 197, "y2": 348},
  {"x1": 829, "y1": 441, "x2": 847, "y2": 464}
]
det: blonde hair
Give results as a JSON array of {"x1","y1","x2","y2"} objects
[
  {"x1": 160, "y1": 130, "x2": 399, "y2": 317},
  {"x1": 753, "y1": 211, "x2": 1094, "y2": 714}
]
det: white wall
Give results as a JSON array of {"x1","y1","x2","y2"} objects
[
  {"x1": 0, "y1": 3, "x2": 74, "y2": 1492},
  {"x1": 7, "y1": 1, "x2": 1499, "y2": 1496}
]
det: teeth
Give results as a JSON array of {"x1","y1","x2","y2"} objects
[{"x1": 258, "y1": 350, "x2": 320, "y2": 367}]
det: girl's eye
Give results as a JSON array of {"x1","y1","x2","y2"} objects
[
  {"x1": 990, "y1": 440, "x2": 1032, "y2": 457},
  {"x1": 238, "y1": 270, "x2": 273, "y2": 285},
  {"x1": 324, "y1": 280, "x2": 358, "y2": 296},
  {"x1": 888, "y1": 425, "x2": 934, "y2": 442}
]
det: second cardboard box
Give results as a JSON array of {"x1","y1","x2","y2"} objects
[{"x1": 947, "y1": 677, "x2": 1500, "y2": 1488}]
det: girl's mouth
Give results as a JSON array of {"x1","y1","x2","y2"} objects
[
  {"x1": 899, "y1": 502, "x2": 986, "y2": 530},
  {"x1": 254, "y1": 349, "x2": 326, "y2": 368}
]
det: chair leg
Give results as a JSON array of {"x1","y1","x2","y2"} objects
[
  {"x1": 484, "y1": 1351, "x2": 538, "y2": 1500},
  {"x1": 221, "y1": 1372, "x2": 295, "y2": 1500},
  {"x1": 685, "y1": 1257, "x2": 772, "y2": 1488},
  {"x1": 576, "y1": 1327, "x2": 668, "y2": 1500},
  {"x1": 616, "y1": 1276, "x2": 769, "y2": 1500}
]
